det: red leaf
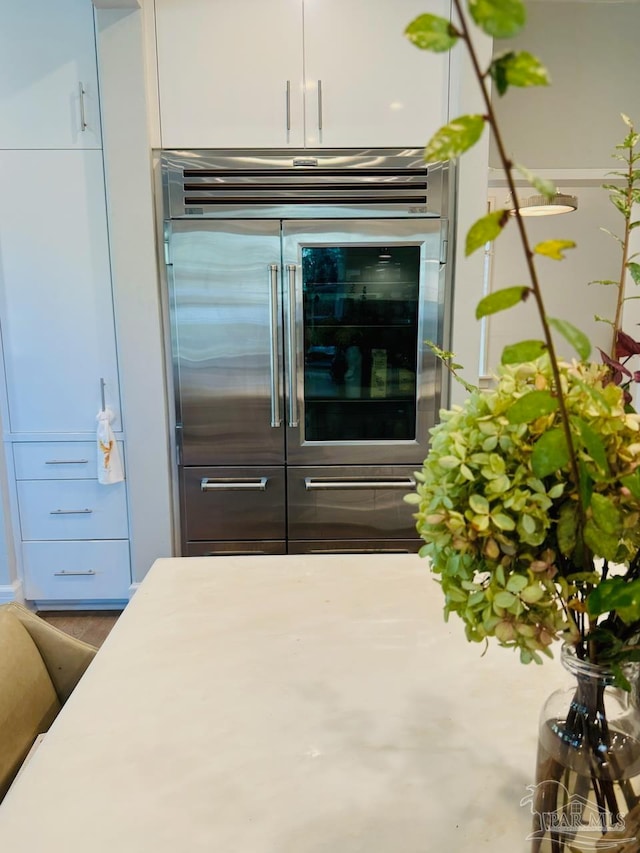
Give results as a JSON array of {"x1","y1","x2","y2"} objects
[{"x1": 616, "y1": 330, "x2": 640, "y2": 358}]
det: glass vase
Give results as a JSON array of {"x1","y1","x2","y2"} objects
[{"x1": 529, "y1": 645, "x2": 640, "y2": 852}]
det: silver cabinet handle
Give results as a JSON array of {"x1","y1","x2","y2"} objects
[
  {"x1": 286, "y1": 264, "x2": 299, "y2": 427},
  {"x1": 54, "y1": 569, "x2": 96, "y2": 577},
  {"x1": 50, "y1": 508, "x2": 93, "y2": 515},
  {"x1": 285, "y1": 80, "x2": 291, "y2": 133},
  {"x1": 200, "y1": 477, "x2": 268, "y2": 492},
  {"x1": 100, "y1": 377, "x2": 106, "y2": 411},
  {"x1": 317, "y1": 80, "x2": 323, "y2": 132},
  {"x1": 200, "y1": 550, "x2": 269, "y2": 557},
  {"x1": 268, "y1": 265, "x2": 282, "y2": 428},
  {"x1": 304, "y1": 477, "x2": 416, "y2": 491},
  {"x1": 309, "y1": 548, "x2": 412, "y2": 554},
  {"x1": 45, "y1": 459, "x2": 89, "y2": 465},
  {"x1": 79, "y1": 81, "x2": 87, "y2": 132}
]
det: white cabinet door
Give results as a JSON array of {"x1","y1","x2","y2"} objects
[
  {"x1": 0, "y1": 150, "x2": 120, "y2": 434},
  {"x1": 303, "y1": 0, "x2": 451, "y2": 148},
  {"x1": 155, "y1": 0, "x2": 305, "y2": 148},
  {"x1": 0, "y1": 0, "x2": 102, "y2": 149}
]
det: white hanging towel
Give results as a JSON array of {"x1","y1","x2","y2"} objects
[{"x1": 96, "y1": 407, "x2": 124, "y2": 484}]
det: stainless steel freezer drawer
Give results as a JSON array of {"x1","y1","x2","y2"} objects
[
  {"x1": 182, "y1": 467, "x2": 286, "y2": 542},
  {"x1": 288, "y1": 539, "x2": 421, "y2": 554},
  {"x1": 287, "y1": 465, "x2": 419, "y2": 541},
  {"x1": 185, "y1": 540, "x2": 286, "y2": 557}
]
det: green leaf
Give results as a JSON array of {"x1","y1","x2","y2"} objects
[
  {"x1": 584, "y1": 519, "x2": 620, "y2": 563},
  {"x1": 515, "y1": 164, "x2": 555, "y2": 200},
  {"x1": 520, "y1": 585, "x2": 545, "y2": 604},
  {"x1": 571, "y1": 417, "x2": 610, "y2": 475},
  {"x1": 531, "y1": 429, "x2": 569, "y2": 479},
  {"x1": 405, "y1": 14, "x2": 459, "y2": 52},
  {"x1": 468, "y1": 0, "x2": 526, "y2": 39},
  {"x1": 501, "y1": 340, "x2": 547, "y2": 364},
  {"x1": 506, "y1": 390, "x2": 558, "y2": 424},
  {"x1": 424, "y1": 114, "x2": 486, "y2": 163},
  {"x1": 534, "y1": 240, "x2": 577, "y2": 261},
  {"x1": 578, "y1": 459, "x2": 594, "y2": 510},
  {"x1": 494, "y1": 590, "x2": 517, "y2": 608},
  {"x1": 506, "y1": 574, "x2": 528, "y2": 593},
  {"x1": 469, "y1": 494, "x2": 490, "y2": 515},
  {"x1": 490, "y1": 51, "x2": 550, "y2": 96},
  {"x1": 628, "y1": 262, "x2": 640, "y2": 285},
  {"x1": 475, "y1": 286, "x2": 529, "y2": 319},
  {"x1": 587, "y1": 577, "x2": 640, "y2": 624},
  {"x1": 492, "y1": 512, "x2": 516, "y2": 531},
  {"x1": 621, "y1": 471, "x2": 640, "y2": 501},
  {"x1": 548, "y1": 318, "x2": 591, "y2": 359},
  {"x1": 465, "y1": 210, "x2": 509, "y2": 256},
  {"x1": 591, "y1": 492, "x2": 622, "y2": 537},
  {"x1": 557, "y1": 501, "x2": 578, "y2": 557}
]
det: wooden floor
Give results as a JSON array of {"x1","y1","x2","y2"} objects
[{"x1": 37, "y1": 611, "x2": 122, "y2": 648}]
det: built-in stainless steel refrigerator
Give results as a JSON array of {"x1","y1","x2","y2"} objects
[{"x1": 161, "y1": 149, "x2": 453, "y2": 555}]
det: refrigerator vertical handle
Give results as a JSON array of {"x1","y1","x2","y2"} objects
[
  {"x1": 268, "y1": 264, "x2": 282, "y2": 428},
  {"x1": 317, "y1": 80, "x2": 323, "y2": 132},
  {"x1": 286, "y1": 264, "x2": 299, "y2": 427}
]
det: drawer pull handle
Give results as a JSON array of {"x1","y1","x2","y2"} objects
[
  {"x1": 45, "y1": 459, "x2": 89, "y2": 465},
  {"x1": 200, "y1": 478, "x2": 268, "y2": 492},
  {"x1": 309, "y1": 548, "x2": 412, "y2": 554},
  {"x1": 304, "y1": 477, "x2": 416, "y2": 491},
  {"x1": 54, "y1": 569, "x2": 96, "y2": 577},
  {"x1": 50, "y1": 508, "x2": 93, "y2": 515}
]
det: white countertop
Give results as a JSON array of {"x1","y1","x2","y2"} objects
[{"x1": 0, "y1": 554, "x2": 565, "y2": 851}]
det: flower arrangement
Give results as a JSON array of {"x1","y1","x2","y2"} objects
[{"x1": 404, "y1": 0, "x2": 640, "y2": 681}]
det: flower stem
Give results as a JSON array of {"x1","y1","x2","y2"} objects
[
  {"x1": 610, "y1": 139, "x2": 635, "y2": 358},
  {"x1": 451, "y1": 0, "x2": 586, "y2": 543}
]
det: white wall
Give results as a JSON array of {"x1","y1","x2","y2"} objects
[
  {"x1": 490, "y1": 1, "x2": 640, "y2": 170},
  {"x1": 483, "y1": 1, "x2": 640, "y2": 377},
  {"x1": 484, "y1": 184, "x2": 623, "y2": 373}
]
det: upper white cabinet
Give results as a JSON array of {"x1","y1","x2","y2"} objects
[
  {"x1": 0, "y1": 0, "x2": 102, "y2": 149},
  {"x1": 155, "y1": 0, "x2": 305, "y2": 148},
  {"x1": 154, "y1": 0, "x2": 451, "y2": 149},
  {"x1": 0, "y1": 149, "x2": 120, "y2": 434},
  {"x1": 302, "y1": 0, "x2": 450, "y2": 148}
]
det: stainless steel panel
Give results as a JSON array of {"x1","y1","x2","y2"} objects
[
  {"x1": 287, "y1": 539, "x2": 421, "y2": 554},
  {"x1": 282, "y1": 219, "x2": 444, "y2": 465},
  {"x1": 161, "y1": 150, "x2": 449, "y2": 220},
  {"x1": 182, "y1": 466, "x2": 286, "y2": 542},
  {"x1": 287, "y1": 465, "x2": 420, "y2": 541},
  {"x1": 186, "y1": 541, "x2": 286, "y2": 557},
  {"x1": 169, "y1": 220, "x2": 284, "y2": 465}
]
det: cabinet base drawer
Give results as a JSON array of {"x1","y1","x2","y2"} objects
[
  {"x1": 22, "y1": 540, "x2": 131, "y2": 601},
  {"x1": 182, "y1": 466, "x2": 285, "y2": 541},
  {"x1": 17, "y1": 480, "x2": 129, "y2": 540},
  {"x1": 287, "y1": 465, "x2": 418, "y2": 540},
  {"x1": 287, "y1": 538, "x2": 421, "y2": 554},
  {"x1": 185, "y1": 540, "x2": 286, "y2": 557}
]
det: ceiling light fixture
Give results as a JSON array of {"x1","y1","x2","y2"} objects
[{"x1": 508, "y1": 191, "x2": 578, "y2": 217}]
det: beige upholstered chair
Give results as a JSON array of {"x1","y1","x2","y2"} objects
[{"x1": 0, "y1": 602, "x2": 97, "y2": 802}]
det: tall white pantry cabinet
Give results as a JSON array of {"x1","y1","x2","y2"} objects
[{"x1": 0, "y1": 0, "x2": 131, "y2": 605}]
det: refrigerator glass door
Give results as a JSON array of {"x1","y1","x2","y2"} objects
[
  {"x1": 169, "y1": 220, "x2": 285, "y2": 465},
  {"x1": 282, "y1": 219, "x2": 444, "y2": 464}
]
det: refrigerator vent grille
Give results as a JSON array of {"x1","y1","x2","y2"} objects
[
  {"x1": 180, "y1": 170, "x2": 428, "y2": 208},
  {"x1": 162, "y1": 150, "x2": 447, "y2": 218}
]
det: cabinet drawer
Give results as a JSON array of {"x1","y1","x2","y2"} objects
[
  {"x1": 13, "y1": 441, "x2": 125, "y2": 480},
  {"x1": 17, "y1": 480, "x2": 129, "y2": 540},
  {"x1": 22, "y1": 540, "x2": 131, "y2": 601},
  {"x1": 182, "y1": 467, "x2": 285, "y2": 542},
  {"x1": 287, "y1": 465, "x2": 418, "y2": 540}
]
